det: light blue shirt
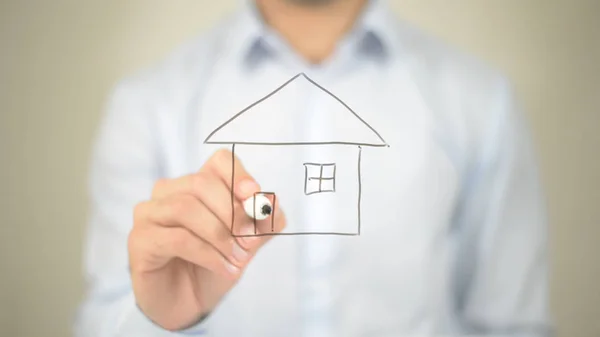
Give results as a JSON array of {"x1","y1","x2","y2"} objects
[{"x1": 75, "y1": 1, "x2": 551, "y2": 336}]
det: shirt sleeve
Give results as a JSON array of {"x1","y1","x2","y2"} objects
[
  {"x1": 73, "y1": 78, "x2": 207, "y2": 337},
  {"x1": 452, "y1": 78, "x2": 553, "y2": 337}
]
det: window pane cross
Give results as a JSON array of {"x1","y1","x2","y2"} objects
[{"x1": 303, "y1": 163, "x2": 336, "y2": 195}]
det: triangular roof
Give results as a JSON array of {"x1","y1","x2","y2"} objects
[{"x1": 204, "y1": 73, "x2": 388, "y2": 147}]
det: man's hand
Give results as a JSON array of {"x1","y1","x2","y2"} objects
[{"x1": 128, "y1": 149, "x2": 285, "y2": 331}]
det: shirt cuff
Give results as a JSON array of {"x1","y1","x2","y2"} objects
[{"x1": 116, "y1": 294, "x2": 208, "y2": 336}]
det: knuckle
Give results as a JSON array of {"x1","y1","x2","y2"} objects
[
  {"x1": 127, "y1": 228, "x2": 147, "y2": 254},
  {"x1": 211, "y1": 149, "x2": 231, "y2": 168},
  {"x1": 133, "y1": 201, "x2": 150, "y2": 226},
  {"x1": 127, "y1": 230, "x2": 137, "y2": 251},
  {"x1": 151, "y1": 178, "x2": 169, "y2": 197}
]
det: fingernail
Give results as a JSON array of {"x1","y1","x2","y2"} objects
[
  {"x1": 232, "y1": 242, "x2": 249, "y2": 263},
  {"x1": 237, "y1": 179, "x2": 260, "y2": 198},
  {"x1": 224, "y1": 261, "x2": 240, "y2": 275}
]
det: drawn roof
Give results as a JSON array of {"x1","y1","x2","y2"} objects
[{"x1": 204, "y1": 73, "x2": 388, "y2": 147}]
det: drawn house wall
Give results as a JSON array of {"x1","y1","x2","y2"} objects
[{"x1": 204, "y1": 73, "x2": 388, "y2": 236}]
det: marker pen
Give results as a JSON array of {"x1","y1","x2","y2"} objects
[{"x1": 243, "y1": 194, "x2": 272, "y2": 220}]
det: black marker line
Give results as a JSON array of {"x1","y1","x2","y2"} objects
[
  {"x1": 233, "y1": 232, "x2": 359, "y2": 237},
  {"x1": 206, "y1": 141, "x2": 388, "y2": 147},
  {"x1": 258, "y1": 192, "x2": 276, "y2": 195},
  {"x1": 318, "y1": 164, "x2": 324, "y2": 191},
  {"x1": 271, "y1": 193, "x2": 276, "y2": 232},
  {"x1": 333, "y1": 164, "x2": 337, "y2": 192},
  {"x1": 204, "y1": 73, "x2": 304, "y2": 143},
  {"x1": 253, "y1": 191, "x2": 257, "y2": 235},
  {"x1": 357, "y1": 145, "x2": 362, "y2": 236},
  {"x1": 300, "y1": 73, "x2": 388, "y2": 146},
  {"x1": 230, "y1": 144, "x2": 236, "y2": 234},
  {"x1": 305, "y1": 190, "x2": 336, "y2": 196},
  {"x1": 205, "y1": 73, "x2": 391, "y2": 148},
  {"x1": 209, "y1": 73, "x2": 390, "y2": 237},
  {"x1": 303, "y1": 164, "x2": 308, "y2": 195},
  {"x1": 303, "y1": 162, "x2": 335, "y2": 166}
]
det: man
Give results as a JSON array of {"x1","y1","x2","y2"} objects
[{"x1": 76, "y1": 0, "x2": 550, "y2": 336}]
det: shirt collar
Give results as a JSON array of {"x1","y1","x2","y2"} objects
[
  {"x1": 230, "y1": 0, "x2": 399, "y2": 68},
  {"x1": 352, "y1": 0, "x2": 398, "y2": 59}
]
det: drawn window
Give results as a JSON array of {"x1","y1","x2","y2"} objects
[{"x1": 303, "y1": 163, "x2": 336, "y2": 195}]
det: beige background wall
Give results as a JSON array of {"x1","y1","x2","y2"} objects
[{"x1": 1, "y1": 1, "x2": 598, "y2": 336}]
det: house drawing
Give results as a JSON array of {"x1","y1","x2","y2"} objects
[{"x1": 204, "y1": 72, "x2": 388, "y2": 237}]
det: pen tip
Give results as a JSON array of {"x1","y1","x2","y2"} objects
[{"x1": 261, "y1": 204, "x2": 272, "y2": 216}]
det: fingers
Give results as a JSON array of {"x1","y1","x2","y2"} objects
[
  {"x1": 201, "y1": 149, "x2": 261, "y2": 201},
  {"x1": 144, "y1": 148, "x2": 287, "y2": 255},
  {"x1": 150, "y1": 171, "x2": 256, "y2": 241},
  {"x1": 151, "y1": 171, "x2": 244, "y2": 228},
  {"x1": 134, "y1": 195, "x2": 251, "y2": 267},
  {"x1": 128, "y1": 225, "x2": 240, "y2": 280}
]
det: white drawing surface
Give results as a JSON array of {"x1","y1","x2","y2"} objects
[{"x1": 205, "y1": 73, "x2": 388, "y2": 236}]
